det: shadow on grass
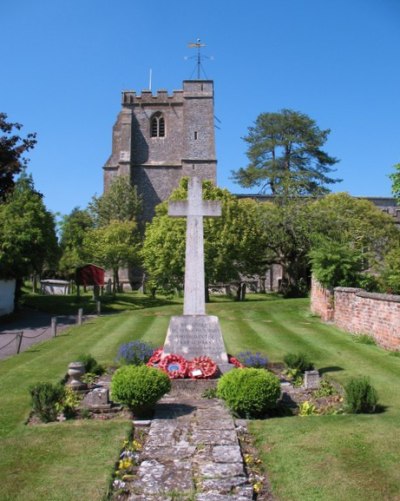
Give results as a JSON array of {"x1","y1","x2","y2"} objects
[
  {"x1": 21, "y1": 292, "x2": 181, "y2": 316},
  {"x1": 319, "y1": 366, "x2": 344, "y2": 375}
]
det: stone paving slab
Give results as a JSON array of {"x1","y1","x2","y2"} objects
[{"x1": 124, "y1": 392, "x2": 254, "y2": 499}]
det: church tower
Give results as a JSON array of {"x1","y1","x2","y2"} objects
[{"x1": 103, "y1": 80, "x2": 217, "y2": 221}]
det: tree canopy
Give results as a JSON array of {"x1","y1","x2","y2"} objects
[
  {"x1": 89, "y1": 176, "x2": 142, "y2": 227},
  {"x1": 232, "y1": 109, "x2": 340, "y2": 197},
  {"x1": 0, "y1": 173, "x2": 58, "y2": 280},
  {"x1": 82, "y1": 220, "x2": 139, "y2": 291},
  {"x1": 141, "y1": 179, "x2": 268, "y2": 296},
  {"x1": 0, "y1": 113, "x2": 37, "y2": 201},
  {"x1": 58, "y1": 208, "x2": 94, "y2": 277}
]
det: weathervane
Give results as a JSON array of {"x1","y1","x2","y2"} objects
[{"x1": 186, "y1": 38, "x2": 212, "y2": 79}]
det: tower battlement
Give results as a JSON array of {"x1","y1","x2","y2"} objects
[
  {"x1": 122, "y1": 89, "x2": 184, "y2": 105},
  {"x1": 121, "y1": 81, "x2": 214, "y2": 106}
]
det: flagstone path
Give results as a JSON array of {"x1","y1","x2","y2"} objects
[{"x1": 126, "y1": 383, "x2": 256, "y2": 500}]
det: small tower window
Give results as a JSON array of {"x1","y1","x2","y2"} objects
[
  {"x1": 150, "y1": 113, "x2": 165, "y2": 137},
  {"x1": 194, "y1": 131, "x2": 198, "y2": 140}
]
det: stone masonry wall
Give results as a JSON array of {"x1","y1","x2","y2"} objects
[{"x1": 310, "y1": 279, "x2": 400, "y2": 351}]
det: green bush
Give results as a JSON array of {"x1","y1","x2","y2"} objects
[
  {"x1": 111, "y1": 365, "x2": 171, "y2": 414},
  {"x1": 345, "y1": 377, "x2": 378, "y2": 414},
  {"x1": 217, "y1": 368, "x2": 281, "y2": 418},
  {"x1": 29, "y1": 382, "x2": 65, "y2": 422},
  {"x1": 283, "y1": 352, "x2": 314, "y2": 372},
  {"x1": 77, "y1": 353, "x2": 104, "y2": 375}
]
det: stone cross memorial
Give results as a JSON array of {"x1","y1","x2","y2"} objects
[{"x1": 163, "y1": 177, "x2": 231, "y2": 371}]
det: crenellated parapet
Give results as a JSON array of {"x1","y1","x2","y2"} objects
[{"x1": 122, "y1": 89, "x2": 184, "y2": 106}]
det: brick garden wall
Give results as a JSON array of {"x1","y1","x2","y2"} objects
[
  {"x1": 310, "y1": 279, "x2": 400, "y2": 351},
  {"x1": 310, "y1": 278, "x2": 334, "y2": 321}
]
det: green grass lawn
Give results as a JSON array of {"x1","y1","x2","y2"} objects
[{"x1": 1, "y1": 293, "x2": 399, "y2": 500}]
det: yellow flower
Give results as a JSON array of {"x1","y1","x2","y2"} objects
[
  {"x1": 132, "y1": 440, "x2": 142, "y2": 451},
  {"x1": 253, "y1": 481, "x2": 262, "y2": 493}
]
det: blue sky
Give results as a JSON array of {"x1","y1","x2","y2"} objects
[{"x1": 2, "y1": 0, "x2": 399, "y2": 216}]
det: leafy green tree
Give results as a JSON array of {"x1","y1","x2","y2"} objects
[
  {"x1": 0, "y1": 113, "x2": 37, "y2": 201},
  {"x1": 232, "y1": 109, "x2": 340, "y2": 197},
  {"x1": 58, "y1": 208, "x2": 94, "y2": 277},
  {"x1": 256, "y1": 199, "x2": 313, "y2": 296},
  {"x1": 310, "y1": 193, "x2": 398, "y2": 268},
  {"x1": 309, "y1": 238, "x2": 364, "y2": 289},
  {"x1": 82, "y1": 220, "x2": 139, "y2": 292},
  {"x1": 379, "y1": 244, "x2": 400, "y2": 294},
  {"x1": 0, "y1": 173, "x2": 59, "y2": 300},
  {"x1": 308, "y1": 193, "x2": 399, "y2": 289},
  {"x1": 389, "y1": 163, "x2": 400, "y2": 202},
  {"x1": 89, "y1": 176, "x2": 141, "y2": 227},
  {"x1": 141, "y1": 179, "x2": 268, "y2": 298}
]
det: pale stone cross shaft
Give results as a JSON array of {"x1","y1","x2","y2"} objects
[{"x1": 168, "y1": 177, "x2": 221, "y2": 315}]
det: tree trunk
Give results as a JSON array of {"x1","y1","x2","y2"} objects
[
  {"x1": 113, "y1": 268, "x2": 119, "y2": 294},
  {"x1": 205, "y1": 279, "x2": 210, "y2": 303}
]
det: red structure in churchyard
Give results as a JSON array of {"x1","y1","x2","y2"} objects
[{"x1": 76, "y1": 264, "x2": 105, "y2": 287}]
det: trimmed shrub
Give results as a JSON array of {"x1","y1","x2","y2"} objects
[
  {"x1": 29, "y1": 382, "x2": 65, "y2": 422},
  {"x1": 283, "y1": 352, "x2": 313, "y2": 372},
  {"x1": 236, "y1": 351, "x2": 268, "y2": 368},
  {"x1": 345, "y1": 377, "x2": 378, "y2": 414},
  {"x1": 77, "y1": 353, "x2": 104, "y2": 375},
  {"x1": 115, "y1": 341, "x2": 154, "y2": 366},
  {"x1": 217, "y1": 368, "x2": 281, "y2": 418},
  {"x1": 111, "y1": 365, "x2": 171, "y2": 414}
]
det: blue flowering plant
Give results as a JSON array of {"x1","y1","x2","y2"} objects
[
  {"x1": 116, "y1": 340, "x2": 154, "y2": 366},
  {"x1": 236, "y1": 351, "x2": 268, "y2": 369}
]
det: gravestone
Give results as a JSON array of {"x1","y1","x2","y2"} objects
[{"x1": 163, "y1": 177, "x2": 231, "y2": 372}]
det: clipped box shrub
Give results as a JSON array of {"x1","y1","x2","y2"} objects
[
  {"x1": 217, "y1": 368, "x2": 281, "y2": 418},
  {"x1": 115, "y1": 340, "x2": 154, "y2": 366},
  {"x1": 283, "y1": 352, "x2": 314, "y2": 372},
  {"x1": 345, "y1": 377, "x2": 378, "y2": 413},
  {"x1": 29, "y1": 382, "x2": 65, "y2": 422},
  {"x1": 111, "y1": 365, "x2": 171, "y2": 415}
]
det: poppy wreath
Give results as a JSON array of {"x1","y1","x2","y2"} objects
[
  {"x1": 158, "y1": 354, "x2": 188, "y2": 379},
  {"x1": 187, "y1": 356, "x2": 217, "y2": 379},
  {"x1": 228, "y1": 355, "x2": 244, "y2": 368},
  {"x1": 146, "y1": 347, "x2": 163, "y2": 368}
]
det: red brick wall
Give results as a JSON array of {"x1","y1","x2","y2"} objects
[
  {"x1": 334, "y1": 288, "x2": 400, "y2": 350},
  {"x1": 311, "y1": 279, "x2": 400, "y2": 351},
  {"x1": 310, "y1": 278, "x2": 334, "y2": 321}
]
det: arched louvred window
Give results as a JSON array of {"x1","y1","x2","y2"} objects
[{"x1": 150, "y1": 112, "x2": 165, "y2": 137}]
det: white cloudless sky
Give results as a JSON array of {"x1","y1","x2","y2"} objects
[{"x1": 2, "y1": 0, "x2": 399, "y2": 216}]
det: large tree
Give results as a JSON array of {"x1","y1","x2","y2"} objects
[
  {"x1": 82, "y1": 220, "x2": 139, "y2": 292},
  {"x1": 0, "y1": 113, "x2": 37, "y2": 201},
  {"x1": 89, "y1": 176, "x2": 142, "y2": 227},
  {"x1": 0, "y1": 173, "x2": 59, "y2": 299},
  {"x1": 308, "y1": 193, "x2": 399, "y2": 290},
  {"x1": 58, "y1": 208, "x2": 94, "y2": 277},
  {"x1": 232, "y1": 109, "x2": 340, "y2": 197},
  {"x1": 256, "y1": 199, "x2": 314, "y2": 296},
  {"x1": 141, "y1": 179, "x2": 268, "y2": 298}
]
